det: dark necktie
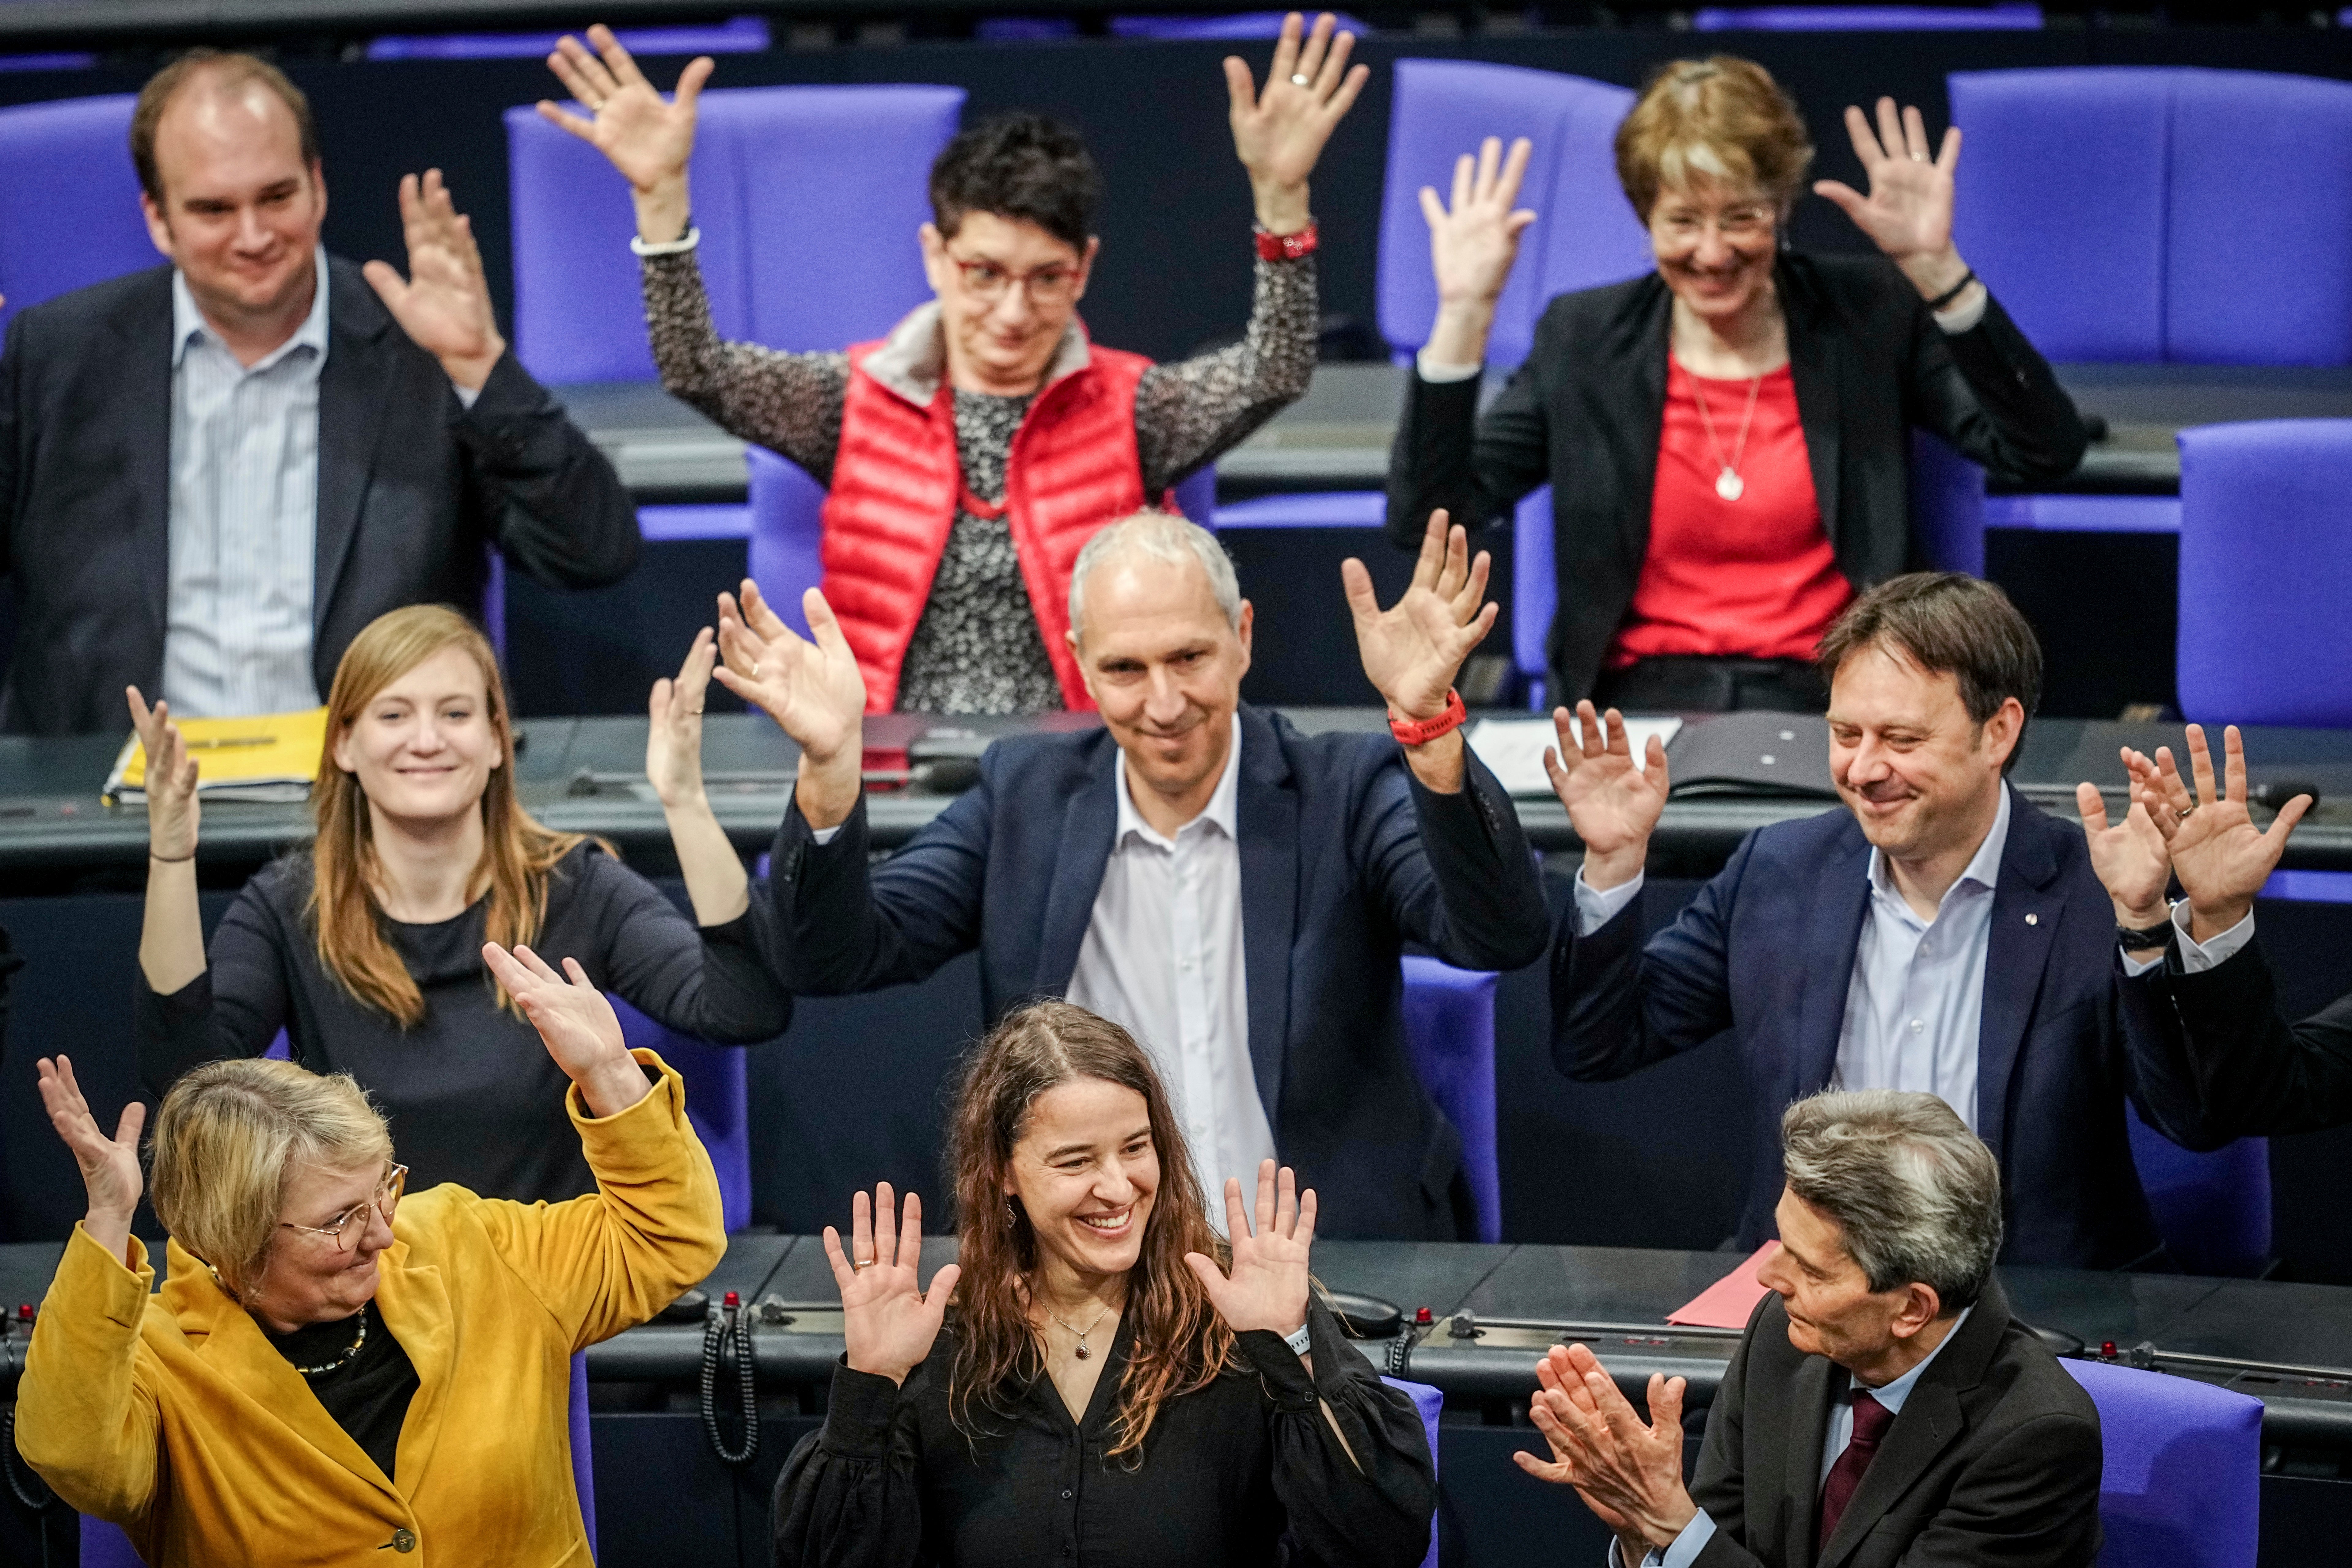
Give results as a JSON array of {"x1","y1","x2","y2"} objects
[{"x1": 1816, "y1": 1389, "x2": 1894, "y2": 1554}]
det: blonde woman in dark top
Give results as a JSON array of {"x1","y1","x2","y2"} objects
[
  {"x1": 772, "y1": 1000, "x2": 1434, "y2": 1568},
  {"x1": 132, "y1": 603, "x2": 790, "y2": 1203}
]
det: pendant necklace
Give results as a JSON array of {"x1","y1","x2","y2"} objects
[
  {"x1": 1691, "y1": 368, "x2": 1765, "y2": 502},
  {"x1": 293, "y1": 1304, "x2": 370, "y2": 1377},
  {"x1": 1047, "y1": 1302, "x2": 1115, "y2": 1361}
]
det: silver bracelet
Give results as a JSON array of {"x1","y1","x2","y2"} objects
[
  {"x1": 1283, "y1": 1322, "x2": 1313, "y2": 1357},
  {"x1": 629, "y1": 226, "x2": 701, "y2": 258}
]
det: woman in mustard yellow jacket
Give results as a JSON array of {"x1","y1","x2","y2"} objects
[{"x1": 18, "y1": 939, "x2": 724, "y2": 1567}]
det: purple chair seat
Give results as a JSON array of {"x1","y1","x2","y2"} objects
[
  {"x1": 1399, "y1": 957, "x2": 1501, "y2": 1244},
  {"x1": 2061, "y1": 1359, "x2": 2261, "y2": 1568}
]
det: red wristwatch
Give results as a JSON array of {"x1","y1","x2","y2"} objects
[
  {"x1": 1254, "y1": 221, "x2": 1320, "y2": 263},
  {"x1": 1389, "y1": 689, "x2": 1467, "y2": 746}
]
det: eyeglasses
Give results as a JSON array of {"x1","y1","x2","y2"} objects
[
  {"x1": 950, "y1": 255, "x2": 1081, "y2": 307},
  {"x1": 281, "y1": 1164, "x2": 406, "y2": 1254},
  {"x1": 1652, "y1": 204, "x2": 1778, "y2": 244}
]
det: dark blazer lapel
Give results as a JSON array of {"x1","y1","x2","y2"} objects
[
  {"x1": 313, "y1": 260, "x2": 401, "y2": 640},
  {"x1": 1034, "y1": 736, "x2": 1121, "y2": 995},
  {"x1": 1794, "y1": 825, "x2": 1873, "y2": 1098},
  {"x1": 1614, "y1": 284, "x2": 1671, "y2": 576},
  {"x1": 113, "y1": 278, "x2": 177, "y2": 640},
  {"x1": 1976, "y1": 788, "x2": 2060, "y2": 1163},
  {"x1": 1234, "y1": 707, "x2": 1297, "y2": 1127},
  {"x1": 1781, "y1": 261, "x2": 1845, "y2": 553},
  {"x1": 1782, "y1": 1353, "x2": 1838, "y2": 1565}
]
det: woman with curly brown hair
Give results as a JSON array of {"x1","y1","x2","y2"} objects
[{"x1": 771, "y1": 999, "x2": 1435, "y2": 1567}]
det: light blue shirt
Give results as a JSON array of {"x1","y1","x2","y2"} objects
[
  {"x1": 1623, "y1": 1307, "x2": 1977, "y2": 1568},
  {"x1": 164, "y1": 258, "x2": 331, "y2": 717}
]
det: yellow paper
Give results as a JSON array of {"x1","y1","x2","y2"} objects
[{"x1": 104, "y1": 707, "x2": 329, "y2": 803}]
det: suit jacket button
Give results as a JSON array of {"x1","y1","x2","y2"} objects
[{"x1": 391, "y1": 1528, "x2": 417, "y2": 1552}]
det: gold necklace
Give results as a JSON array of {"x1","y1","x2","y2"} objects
[{"x1": 292, "y1": 1305, "x2": 369, "y2": 1377}]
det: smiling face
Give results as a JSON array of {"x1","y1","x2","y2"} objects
[
  {"x1": 1647, "y1": 178, "x2": 1780, "y2": 328},
  {"x1": 245, "y1": 1158, "x2": 396, "y2": 1332},
  {"x1": 1826, "y1": 642, "x2": 2019, "y2": 865},
  {"x1": 141, "y1": 72, "x2": 325, "y2": 338},
  {"x1": 1070, "y1": 551, "x2": 1252, "y2": 815},
  {"x1": 329, "y1": 644, "x2": 503, "y2": 830},
  {"x1": 1755, "y1": 1185, "x2": 1925, "y2": 1371},
  {"x1": 1005, "y1": 1077, "x2": 1160, "y2": 1288},
  {"x1": 920, "y1": 210, "x2": 1097, "y2": 396}
]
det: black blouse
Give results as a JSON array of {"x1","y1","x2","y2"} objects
[
  {"x1": 259, "y1": 1302, "x2": 420, "y2": 1483},
  {"x1": 136, "y1": 843, "x2": 792, "y2": 1203},
  {"x1": 770, "y1": 1296, "x2": 1435, "y2": 1568}
]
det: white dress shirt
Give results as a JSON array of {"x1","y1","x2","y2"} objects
[
  {"x1": 1066, "y1": 716, "x2": 1274, "y2": 1211},
  {"x1": 164, "y1": 260, "x2": 331, "y2": 717},
  {"x1": 1624, "y1": 1306, "x2": 1978, "y2": 1568}
]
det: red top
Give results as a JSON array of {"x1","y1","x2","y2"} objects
[{"x1": 1608, "y1": 360, "x2": 1853, "y2": 668}]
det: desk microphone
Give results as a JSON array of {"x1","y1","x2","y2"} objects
[{"x1": 2250, "y1": 779, "x2": 2321, "y2": 812}]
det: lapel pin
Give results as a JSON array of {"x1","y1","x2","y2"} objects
[{"x1": 2024, "y1": 913, "x2": 2039, "y2": 926}]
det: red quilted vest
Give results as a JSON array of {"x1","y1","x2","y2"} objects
[{"x1": 823, "y1": 338, "x2": 1155, "y2": 713}]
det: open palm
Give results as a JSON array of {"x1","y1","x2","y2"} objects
[
  {"x1": 37, "y1": 1055, "x2": 145, "y2": 1221},
  {"x1": 825, "y1": 1184, "x2": 961, "y2": 1385},
  {"x1": 2138, "y1": 725, "x2": 2311, "y2": 927},
  {"x1": 1185, "y1": 1161, "x2": 1314, "y2": 1335},
  {"x1": 1224, "y1": 13, "x2": 1368, "y2": 194},
  {"x1": 646, "y1": 627, "x2": 717, "y2": 809},
  {"x1": 539, "y1": 25, "x2": 712, "y2": 192},
  {"x1": 1345, "y1": 509, "x2": 1496, "y2": 721},
  {"x1": 126, "y1": 685, "x2": 199, "y2": 860},
  {"x1": 1422, "y1": 135, "x2": 1537, "y2": 308},
  {"x1": 2077, "y1": 750, "x2": 2172, "y2": 922},
  {"x1": 1545, "y1": 701, "x2": 1670, "y2": 872},
  {"x1": 1812, "y1": 98, "x2": 1958, "y2": 265},
  {"x1": 712, "y1": 579, "x2": 868, "y2": 763},
  {"x1": 362, "y1": 170, "x2": 503, "y2": 373}
]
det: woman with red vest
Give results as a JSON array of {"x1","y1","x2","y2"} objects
[{"x1": 542, "y1": 15, "x2": 1364, "y2": 715}]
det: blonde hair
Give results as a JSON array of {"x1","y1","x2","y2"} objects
[
  {"x1": 309, "y1": 605, "x2": 592, "y2": 1026},
  {"x1": 149, "y1": 1057, "x2": 392, "y2": 1299},
  {"x1": 1614, "y1": 56, "x2": 1814, "y2": 221}
]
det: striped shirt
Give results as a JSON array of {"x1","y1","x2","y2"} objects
[{"x1": 163, "y1": 259, "x2": 330, "y2": 717}]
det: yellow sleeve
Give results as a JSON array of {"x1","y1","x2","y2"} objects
[
  {"x1": 463, "y1": 1049, "x2": 726, "y2": 1350},
  {"x1": 15, "y1": 1227, "x2": 164, "y2": 1526}
]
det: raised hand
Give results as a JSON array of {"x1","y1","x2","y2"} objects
[
  {"x1": 481, "y1": 942, "x2": 649, "y2": 1117},
  {"x1": 36, "y1": 1055, "x2": 145, "y2": 1263},
  {"x1": 1544, "y1": 700, "x2": 1670, "y2": 891},
  {"x1": 646, "y1": 626, "x2": 717, "y2": 810},
  {"x1": 713, "y1": 579, "x2": 869, "y2": 830},
  {"x1": 1421, "y1": 135, "x2": 1537, "y2": 312},
  {"x1": 2135, "y1": 724, "x2": 2312, "y2": 943},
  {"x1": 1184, "y1": 1160, "x2": 1314, "y2": 1337},
  {"x1": 2077, "y1": 746, "x2": 2174, "y2": 928},
  {"x1": 1345, "y1": 508, "x2": 1497, "y2": 723},
  {"x1": 1224, "y1": 13, "x2": 1369, "y2": 233},
  {"x1": 539, "y1": 25, "x2": 712, "y2": 196},
  {"x1": 127, "y1": 686, "x2": 199, "y2": 862},
  {"x1": 824, "y1": 1183, "x2": 961, "y2": 1386},
  {"x1": 1811, "y1": 97, "x2": 1970, "y2": 301},
  {"x1": 361, "y1": 170, "x2": 507, "y2": 392}
]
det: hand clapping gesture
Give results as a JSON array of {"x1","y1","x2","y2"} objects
[
  {"x1": 126, "y1": 686, "x2": 199, "y2": 863},
  {"x1": 36, "y1": 1055, "x2": 145, "y2": 1265},
  {"x1": 2134, "y1": 724, "x2": 2312, "y2": 943},
  {"x1": 1225, "y1": 13, "x2": 1368, "y2": 233},
  {"x1": 825, "y1": 1183, "x2": 962, "y2": 1387},
  {"x1": 712, "y1": 579, "x2": 870, "y2": 830},
  {"x1": 1545, "y1": 700, "x2": 1670, "y2": 892},
  {"x1": 1421, "y1": 135, "x2": 1538, "y2": 315},
  {"x1": 1183, "y1": 1160, "x2": 1315, "y2": 1338},
  {"x1": 646, "y1": 626, "x2": 718, "y2": 812},
  {"x1": 481, "y1": 942, "x2": 651, "y2": 1118},
  {"x1": 1514, "y1": 1343, "x2": 1695, "y2": 1561},
  {"x1": 1811, "y1": 97, "x2": 1974, "y2": 306},
  {"x1": 361, "y1": 170, "x2": 508, "y2": 393}
]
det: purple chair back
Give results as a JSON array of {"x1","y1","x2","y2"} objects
[
  {"x1": 2175, "y1": 420, "x2": 2352, "y2": 727},
  {"x1": 1950, "y1": 67, "x2": 2352, "y2": 366},
  {"x1": 505, "y1": 84, "x2": 963, "y2": 385},
  {"x1": 370, "y1": 17, "x2": 769, "y2": 60},
  {"x1": 747, "y1": 445, "x2": 825, "y2": 639},
  {"x1": 2125, "y1": 1103, "x2": 2271, "y2": 1277},
  {"x1": 0, "y1": 94, "x2": 155, "y2": 337},
  {"x1": 1379, "y1": 61, "x2": 1644, "y2": 371},
  {"x1": 1108, "y1": 12, "x2": 1370, "y2": 38},
  {"x1": 569, "y1": 1349, "x2": 596, "y2": 1551},
  {"x1": 2061, "y1": 1359, "x2": 2262, "y2": 1568},
  {"x1": 1512, "y1": 485, "x2": 1554, "y2": 700},
  {"x1": 1695, "y1": 3, "x2": 2039, "y2": 25},
  {"x1": 1380, "y1": 1374, "x2": 1443, "y2": 1568},
  {"x1": 609, "y1": 996, "x2": 754, "y2": 1232},
  {"x1": 1398, "y1": 957, "x2": 1501, "y2": 1243}
]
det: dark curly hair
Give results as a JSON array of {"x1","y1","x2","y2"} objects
[{"x1": 929, "y1": 112, "x2": 1101, "y2": 252}]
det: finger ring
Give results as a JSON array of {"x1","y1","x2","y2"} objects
[
  {"x1": 748, "y1": 661, "x2": 761, "y2": 678},
  {"x1": 852, "y1": 1258, "x2": 874, "y2": 1271},
  {"x1": 1291, "y1": 73, "x2": 1310, "y2": 86},
  {"x1": 2176, "y1": 805, "x2": 2197, "y2": 821}
]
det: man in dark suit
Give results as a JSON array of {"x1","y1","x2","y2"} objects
[
  {"x1": 1516, "y1": 1090, "x2": 2103, "y2": 1568},
  {"x1": 1547, "y1": 572, "x2": 2214, "y2": 1268},
  {"x1": 711, "y1": 508, "x2": 1551, "y2": 1240},
  {"x1": 0, "y1": 49, "x2": 636, "y2": 735}
]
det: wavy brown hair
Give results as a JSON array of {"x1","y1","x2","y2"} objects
[
  {"x1": 946, "y1": 1000, "x2": 1233, "y2": 1461},
  {"x1": 308, "y1": 605, "x2": 589, "y2": 1026}
]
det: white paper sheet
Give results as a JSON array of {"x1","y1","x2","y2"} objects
[{"x1": 1467, "y1": 715, "x2": 1684, "y2": 797}]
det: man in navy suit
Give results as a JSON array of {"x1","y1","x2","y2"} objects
[
  {"x1": 713, "y1": 509, "x2": 1551, "y2": 1240},
  {"x1": 1546, "y1": 572, "x2": 2214, "y2": 1268}
]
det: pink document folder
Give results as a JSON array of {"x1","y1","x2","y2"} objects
[{"x1": 1666, "y1": 1241, "x2": 1781, "y2": 1329}]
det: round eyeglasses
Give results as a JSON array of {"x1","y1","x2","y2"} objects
[{"x1": 280, "y1": 1164, "x2": 406, "y2": 1254}]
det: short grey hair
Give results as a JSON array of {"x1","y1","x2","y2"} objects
[
  {"x1": 1780, "y1": 1089, "x2": 2003, "y2": 1311},
  {"x1": 1067, "y1": 511, "x2": 1241, "y2": 643}
]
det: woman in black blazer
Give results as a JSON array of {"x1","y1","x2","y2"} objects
[{"x1": 1387, "y1": 56, "x2": 2087, "y2": 713}]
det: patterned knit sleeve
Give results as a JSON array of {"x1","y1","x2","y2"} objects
[
  {"x1": 640, "y1": 248, "x2": 850, "y2": 484},
  {"x1": 1132, "y1": 252, "x2": 1319, "y2": 494}
]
